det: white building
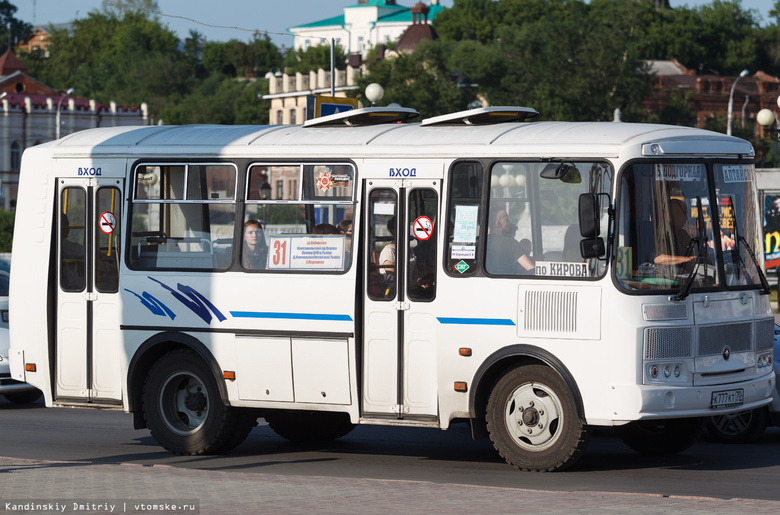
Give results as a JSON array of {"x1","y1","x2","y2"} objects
[{"x1": 289, "y1": 0, "x2": 444, "y2": 57}]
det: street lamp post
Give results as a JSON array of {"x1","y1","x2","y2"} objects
[
  {"x1": 727, "y1": 69, "x2": 749, "y2": 136},
  {"x1": 56, "y1": 88, "x2": 74, "y2": 140}
]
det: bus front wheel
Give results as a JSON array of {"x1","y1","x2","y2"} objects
[
  {"x1": 486, "y1": 365, "x2": 590, "y2": 472},
  {"x1": 142, "y1": 349, "x2": 255, "y2": 455}
]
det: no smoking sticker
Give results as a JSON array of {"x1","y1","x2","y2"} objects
[
  {"x1": 412, "y1": 216, "x2": 433, "y2": 241},
  {"x1": 99, "y1": 211, "x2": 116, "y2": 234}
]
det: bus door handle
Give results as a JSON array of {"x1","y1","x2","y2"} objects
[{"x1": 83, "y1": 292, "x2": 98, "y2": 302}]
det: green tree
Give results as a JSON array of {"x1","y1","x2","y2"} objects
[
  {"x1": 0, "y1": 1, "x2": 32, "y2": 52},
  {"x1": 759, "y1": 1, "x2": 780, "y2": 76},
  {"x1": 447, "y1": 0, "x2": 652, "y2": 121},
  {"x1": 355, "y1": 40, "x2": 471, "y2": 119},
  {"x1": 636, "y1": 0, "x2": 762, "y2": 75},
  {"x1": 432, "y1": 0, "x2": 499, "y2": 45},
  {"x1": 23, "y1": 10, "x2": 192, "y2": 117},
  {"x1": 157, "y1": 75, "x2": 268, "y2": 125},
  {"x1": 0, "y1": 209, "x2": 14, "y2": 253},
  {"x1": 203, "y1": 41, "x2": 237, "y2": 76},
  {"x1": 283, "y1": 43, "x2": 346, "y2": 75}
]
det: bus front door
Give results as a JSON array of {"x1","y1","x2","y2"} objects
[
  {"x1": 362, "y1": 180, "x2": 440, "y2": 419},
  {"x1": 55, "y1": 178, "x2": 123, "y2": 404}
]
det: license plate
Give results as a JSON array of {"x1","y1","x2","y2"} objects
[{"x1": 711, "y1": 389, "x2": 744, "y2": 409}]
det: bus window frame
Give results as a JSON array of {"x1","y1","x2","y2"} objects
[
  {"x1": 444, "y1": 158, "x2": 613, "y2": 281},
  {"x1": 612, "y1": 157, "x2": 760, "y2": 296},
  {"x1": 127, "y1": 161, "x2": 239, "y2": 272},
  {"x1": 242, "y1": 161, "x2": 357, "y2": 275}
]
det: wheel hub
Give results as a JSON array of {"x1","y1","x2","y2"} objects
[
  {"x1": 522, "y1": 407, "x2": 540, "y2": 427},
  {"x1": 505, "y1": 383, "x2": 562, "y2": 450},
  {"x1": 185, "y1": 390, "x2": 207, "y2": 412}
]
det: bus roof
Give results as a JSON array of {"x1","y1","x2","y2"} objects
[{"x1": 37, "y1": 121, "x2": 754, "y2": 160}]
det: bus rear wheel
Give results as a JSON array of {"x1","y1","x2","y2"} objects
[
  {"x1": 142, "y1": 349, "x2": 256, "y2": 455},
  {"x1": 265, "y1": 410, "x2": 355, "y2": 442},
  {"x1": 616, "y1": 418, "x2": 704, "y2": 455},
  {"x1": 486, "y1": 365, "x2": 590, "y2": 472}
]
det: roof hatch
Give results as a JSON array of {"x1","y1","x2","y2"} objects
[
  {"x1": 303, "y1": 106, "x2": 420, "y2": 127},
  {"x1": 420, "y1": 106, "x2": 539, "y2": 126}
]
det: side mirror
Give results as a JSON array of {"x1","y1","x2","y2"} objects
[
  {"x1": 580, "y1": 237, "x2": 605, "y2": 258},
  {"x1": 579, "y1": 193, "x2": 600, "y2": 238}
]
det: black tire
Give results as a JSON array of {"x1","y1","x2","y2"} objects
[
  {"x1": 706, "y1": 408, "x2": 769, "y2": 443},
  {"x1": 485, "y1": 365, "x2": 591, "y2": 472},
  {"x1": 265, "y1": 410, "x2": 355, "y2": 443},
  {"x1": 3, "y1": 388, "x2": 42, "y2": 404},
  {"x1": 616, "y1": 418, "x2": 704, "y2": 455},
  {"x1": 142, "y1": 349, "x2": 256, "y2": 455}
]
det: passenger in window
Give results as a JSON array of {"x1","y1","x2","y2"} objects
[
  {"x1": 337, "y1": 219, "x2": 352, "y2": 239},
  {"x1": 654, "y1": 198, "x2": 695, "y2": 268},
  {"x1": 242, "y1": 219, "x2": 268, "y2": 270},
  {"x1": 379, "y1": 216, "x2": 397, "y2": 278},
  {"x1": 486, "y1": 209, "x2": 535, "y2": 274},
  {"x1": 312, "y1": 223, "x2": 339, "y2": 234}
]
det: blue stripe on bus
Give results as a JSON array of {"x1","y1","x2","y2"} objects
[
  {"x1": 437, "y1": 317, "x2": 515, "y2": 326},
  {"x1": 230, "y1": 311, "x2": 353, "y2": 322}
]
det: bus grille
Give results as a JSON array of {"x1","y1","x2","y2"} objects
[
  {"x1": 645, "y1": 327, "x2": 694, "y2": 359},
  {"x1": 698, "y1": 322, "x2": 752, "y2": 356},
  {"x1": 755, "y1": 318, "x2": 775, "y2": 352},
  {"x1": 645, "y1": 320, "x2": 771, "y2": 359}
]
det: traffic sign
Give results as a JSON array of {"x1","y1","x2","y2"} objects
[{"x1": 306, "y1": 95, "x2": 358, "y2": 119}]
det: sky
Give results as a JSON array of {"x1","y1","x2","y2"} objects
[{"x1": 12, "y1": 0, "x2": 776, "y2": 50}]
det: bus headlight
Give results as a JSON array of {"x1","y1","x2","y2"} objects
[
  {"x1": 646, "y1": 362, "x2": 689, "y2": 384},
  {"x1": 757, "y1": 352, "x2": 773, "y2": 370}
]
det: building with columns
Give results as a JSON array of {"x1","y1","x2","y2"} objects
[
  {"x1": 288, "y1": 0, "x2": 444, "y2": 57},
  {"x1": 0, "y1": 50, "x2": 148, "y2": 209}
]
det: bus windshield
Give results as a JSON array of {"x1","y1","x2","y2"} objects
[{"x1": 617, "y1": 162, "x2": 762, "y2": 292}]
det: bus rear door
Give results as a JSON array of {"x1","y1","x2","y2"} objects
[
  {"x1": 362, "y1": 178, "x2": 440, "y2": 419},
  {"x1": 55, "y1": 177, "x2": 123, "y2": 404}
]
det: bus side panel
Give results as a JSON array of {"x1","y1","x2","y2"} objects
[{"x1": 9, "y1": 149, "x2": 56, "y2": 403}]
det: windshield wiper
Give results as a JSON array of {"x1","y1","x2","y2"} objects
[
  {"x1": 673, "y1": 236, "x2": 707, "y2": 301},
  {"x1": 725, "y1": 196, "x2": 770, "y2": 295},
  {"x1": 674, "y1": 196, "x2": 707, "y2": 302},
  {"x1": 736, "y1": 235, "x2": 771, "y2": 295}
]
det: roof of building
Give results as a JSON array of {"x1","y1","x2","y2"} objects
[
  {"x1": 289, "y1": 2, "x2": 444, "y2": 31},
  {"x1": 643, "y1": 59, "x2": 691, "y2": 76},
  {"x1": 0, "y1": 51, "x2": 27, "y2": 75}
]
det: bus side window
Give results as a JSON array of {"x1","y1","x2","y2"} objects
[
  {"x1": 446, "y1": 162, "x2": 482, "y2": 276},
  {"x1": 408, "y1": 188, "x2": 437, "y2": 301},
  {"x1": 95, "y1": 187, "x2": 121, "y2": 293},
  {"x1": 367, "y1": 189, "x2": 397, "y2": 300},
  {"x1": 60, "y1": 187, "x2": 87, "y2": 292}
]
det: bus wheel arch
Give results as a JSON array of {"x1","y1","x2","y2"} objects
[
  {"x1": 469, "y1": 345, "x2": 586, "y2": 439},
  {"x1": 140, "y1": 347, "x2": 255, "y2": 455},
  {"x1": 128, "y1": 332, "x2": 228, "y2": 430},
  {"x1": 471, "y1": 347, "x2": 590, "y2": 472}
]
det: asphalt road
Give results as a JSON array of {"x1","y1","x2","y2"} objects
[{"x1": 1, "y1": 397, "x2": 780, "y2": 503}]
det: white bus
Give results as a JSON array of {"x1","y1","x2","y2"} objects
[{"x1": 8, "y1": 107, "x2": 776, "y2": 471}]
